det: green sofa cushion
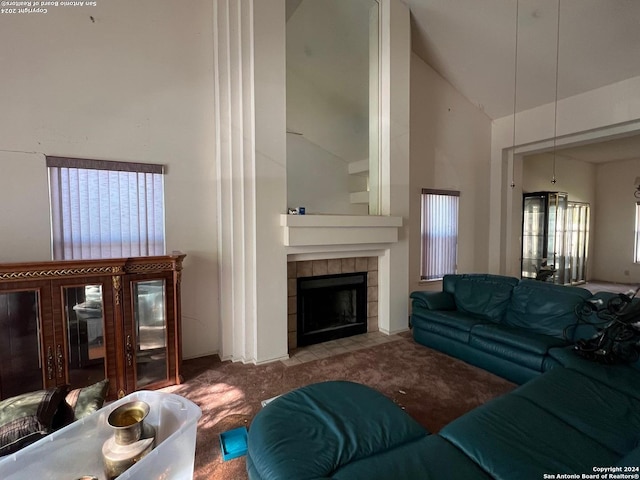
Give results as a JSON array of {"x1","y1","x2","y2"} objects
[
  {"x1": 413, "y1": 309, "x2": 488, "y2": 332},
  {"x1": 617, "y1": 445, "x2": 640, "y2": 469},
  {"x1": 513, "y1": 367, "x2": 640, "y2": 455},
  {"x1": 468, "y1": 335, "x2": 548, "y2": 371},
  {"x1": 247, "y1": 381, "x2": 428, "y2": 480},
  {"x1": 410, "y1": 291, "x2": 456, "y2": 311},
  {"x1": 440, "y1": 392, "x2": 620, "y2": 479},
  {"x1": 452, "y1": 275, "x2": 519, "y2": 322},
  {"x1": 332, "y1": 435, "x2": 493, "y2": 480},
  {"x1": 412, "y1": 314, "x2": 472, "y2": 343},
  {"x1": 64, "y1": 378, "x2": 109, "y2": 420},
  {"x1": 549, "y1": 346, "x2": 640, "y2": 399},
  {"x1": 471, "y1": 324, "x2": 567, "y2": 355},
  {"x1": 504, "y1": 280, "x2": 592, "y2": 339}
]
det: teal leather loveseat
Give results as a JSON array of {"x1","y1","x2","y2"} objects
[
  {"x1": 247, "y1": 359, "x2": 640, "y2": 479},
  {"x1": 410, "y1": 274, "x2": 596, "y2": 384}
]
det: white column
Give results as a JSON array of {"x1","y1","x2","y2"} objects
[
  {"x1": 378, "y1": 0, "x2": 411, "y2": 335},
  {"x1": 252, "y1": 0, "x2": 288, "y2": 363},
  {"x1": 214, "y1": 0, "x2": 250, "y2": 362},
  {"x1": 213, "y1": 0, "x2": 287, "y2": 363},
  {"x1": 214, "y1": 0, "x2": 410, "y2": 360}
]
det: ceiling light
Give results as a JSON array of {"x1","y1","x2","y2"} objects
[
  {"x1": 510, "y1": 0, "x2": 519, "y2": 189},
  {"x1": 551, "y1": 0, "x2": 561, "y2": 186}
]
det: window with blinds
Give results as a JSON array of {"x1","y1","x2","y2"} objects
[
  {"x1": 420, "y1": 189, "x2": 460, "y2": 280},
  {"x1": 47, "y1": 156, "x2": 165, "y2": 260}
]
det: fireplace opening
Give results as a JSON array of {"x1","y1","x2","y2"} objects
[{"x1": 297, "y1": 272, "x2": 367, "y2": 347}]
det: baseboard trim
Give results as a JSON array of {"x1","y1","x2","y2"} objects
[{"x1": 379, "y1": 326, "x2": 410, "y2": 336}]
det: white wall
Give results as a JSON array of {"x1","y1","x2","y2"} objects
[
  {"x1": 0, "y1": 0, "x2": 219, "y2": 359},
  {"x1": 285, "y1": 10, "x2": 370, "y2": 214},
  {"x1": 592, "y1": 158, "x2": 640, "y2": 284},
  {"x1": 0, "y1": 0, "x2": 411, "y2": 366},
  {"x1": 0, "y1": 153, "x2": 51, "y2": 260},
  {"x1": 409, "y1": 53, "x2": 493, "y2": 293},
  {"x1": 286, "y1": 68, "x2": 368, "y2": 166},
  {"x1": 522, "y1": 154, "x2": 596, "y2": 204},
  {"x1": 286, "y1": 134, "x2": 367, "y2": 214}
]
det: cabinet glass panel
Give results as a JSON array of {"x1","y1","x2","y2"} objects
[
  {"x1": 522, "y1": 195, "x2": 546, "y2": 278},
  {"x1": 0, "y1": 291, "x2": 42, "y2": 398},
  {"x1": 133, "y1": 280, "x2": 167, "y2": 388},
  {"x1": 567, "y1": 202, "x2": 590, "y2": 284},
  {"x1": 548, "y1": 193, "x2": 568, "y2": 284},
  {"x1": 63, "y1": 285, "x2": 106, "y2": 388}
]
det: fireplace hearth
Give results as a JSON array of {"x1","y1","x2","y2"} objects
[{"x1": 297, "y1": 272, "x2": 367, "y2": 347}]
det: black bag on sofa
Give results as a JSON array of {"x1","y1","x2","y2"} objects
[{"x1": 573, "y1": 288, "x2": 640, "y2": 364}]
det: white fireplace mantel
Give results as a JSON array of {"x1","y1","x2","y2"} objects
[{"x1": 280, "y1": 214, "x2": 403, "y2": 247}]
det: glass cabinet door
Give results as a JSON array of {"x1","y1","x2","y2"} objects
[
  {"x1": 132, "y1": 279, "x2": 167, "y2": 389},
  {"x1": 548, "y1": 193, "x2": 568, "y2": 284},
  {"x1": 522, "y1": 191, "x2": 572, "y2": 284},
  {"x1": 566, "y1": 202, "x2": 590, "y2": 284},
  {"x1": 522, "y1": 194, "x2": 546, "y2": 278},
  {"x1": 0, "y1": 290, "x2": 44, "y2": 398},
  {"x1": 62, "y1": 284, "x2": 107, "y2": 389}
]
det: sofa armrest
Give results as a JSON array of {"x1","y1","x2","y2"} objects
[{"x1": 410, "y1": 291, "x2": 456, "y2": 311}]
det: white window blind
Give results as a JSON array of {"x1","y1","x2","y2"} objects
[
  {"x1": 421, "y1": 189, "x2": 459, "y2": 280},
  {"x1": 48, "y1": 157, "x2": 165, "y2": 260}
]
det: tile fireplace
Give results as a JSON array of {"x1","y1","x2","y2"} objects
[
  {"x1": 287, "y1": 256, "x2": 378, "y2": 350},
  {"x1": 296, "y1": 271, "x2": 367, "y2": 347}
]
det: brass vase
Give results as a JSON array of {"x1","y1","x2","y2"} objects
[{"x1": 102, "y1": 401, "x2": 156, "y2": 480}]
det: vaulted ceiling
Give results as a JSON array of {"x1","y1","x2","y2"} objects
[
  {"x1": 407, "y1": 0, "x2": 640, "y2": 120},
  {"x1": 286, "y1": 0, "x2": 640, "y2": 163},
  {"x1": 407, "y1": 0, "x2": 640, "y2": 163}
]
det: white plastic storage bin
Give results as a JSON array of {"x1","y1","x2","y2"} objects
[{"x1": 0, "y1": 390, "x2": 202, "y2": 480}]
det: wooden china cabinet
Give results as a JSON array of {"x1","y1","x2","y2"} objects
[{"x1": 0, "y1": 253, "x2": 185, "y2": 401}]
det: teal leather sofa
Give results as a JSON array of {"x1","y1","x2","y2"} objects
[
  {"x1": 410, "y1": 274, "x2": 596, "y2": 384},
  {"x1": 246, "y1": 276, "x2": 640, "y2": 479},
  {"x1": 247, "y1": 360, "x2": 640, "y2": 479}
]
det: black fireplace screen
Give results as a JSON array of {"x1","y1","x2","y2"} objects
[{"x1": 297, "y1": 272, "x2": 367, "y2": 347}]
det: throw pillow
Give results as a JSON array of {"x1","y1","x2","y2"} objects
[
  {"x1": 0, "y1": 386, "x2": 68, "y2": 457},
  {"x1": 65, "y1": 378, "x2": 109, "y2": 420}
]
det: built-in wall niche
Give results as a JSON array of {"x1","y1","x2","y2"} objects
[{"x1": 285, "y1": 0, "x2": 380, "y2": 215}]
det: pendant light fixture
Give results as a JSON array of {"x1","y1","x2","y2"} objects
[
  {"x1": 510, "y1": 0, "x2": 519, "y2": 189},
  {"x1": 551, "y1": 0, "x2": 561, "y2": 185}
]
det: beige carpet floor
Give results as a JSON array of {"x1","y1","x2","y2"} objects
[{"x1": 164, "y1": 333, "x2": 516, "y2": 480}]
